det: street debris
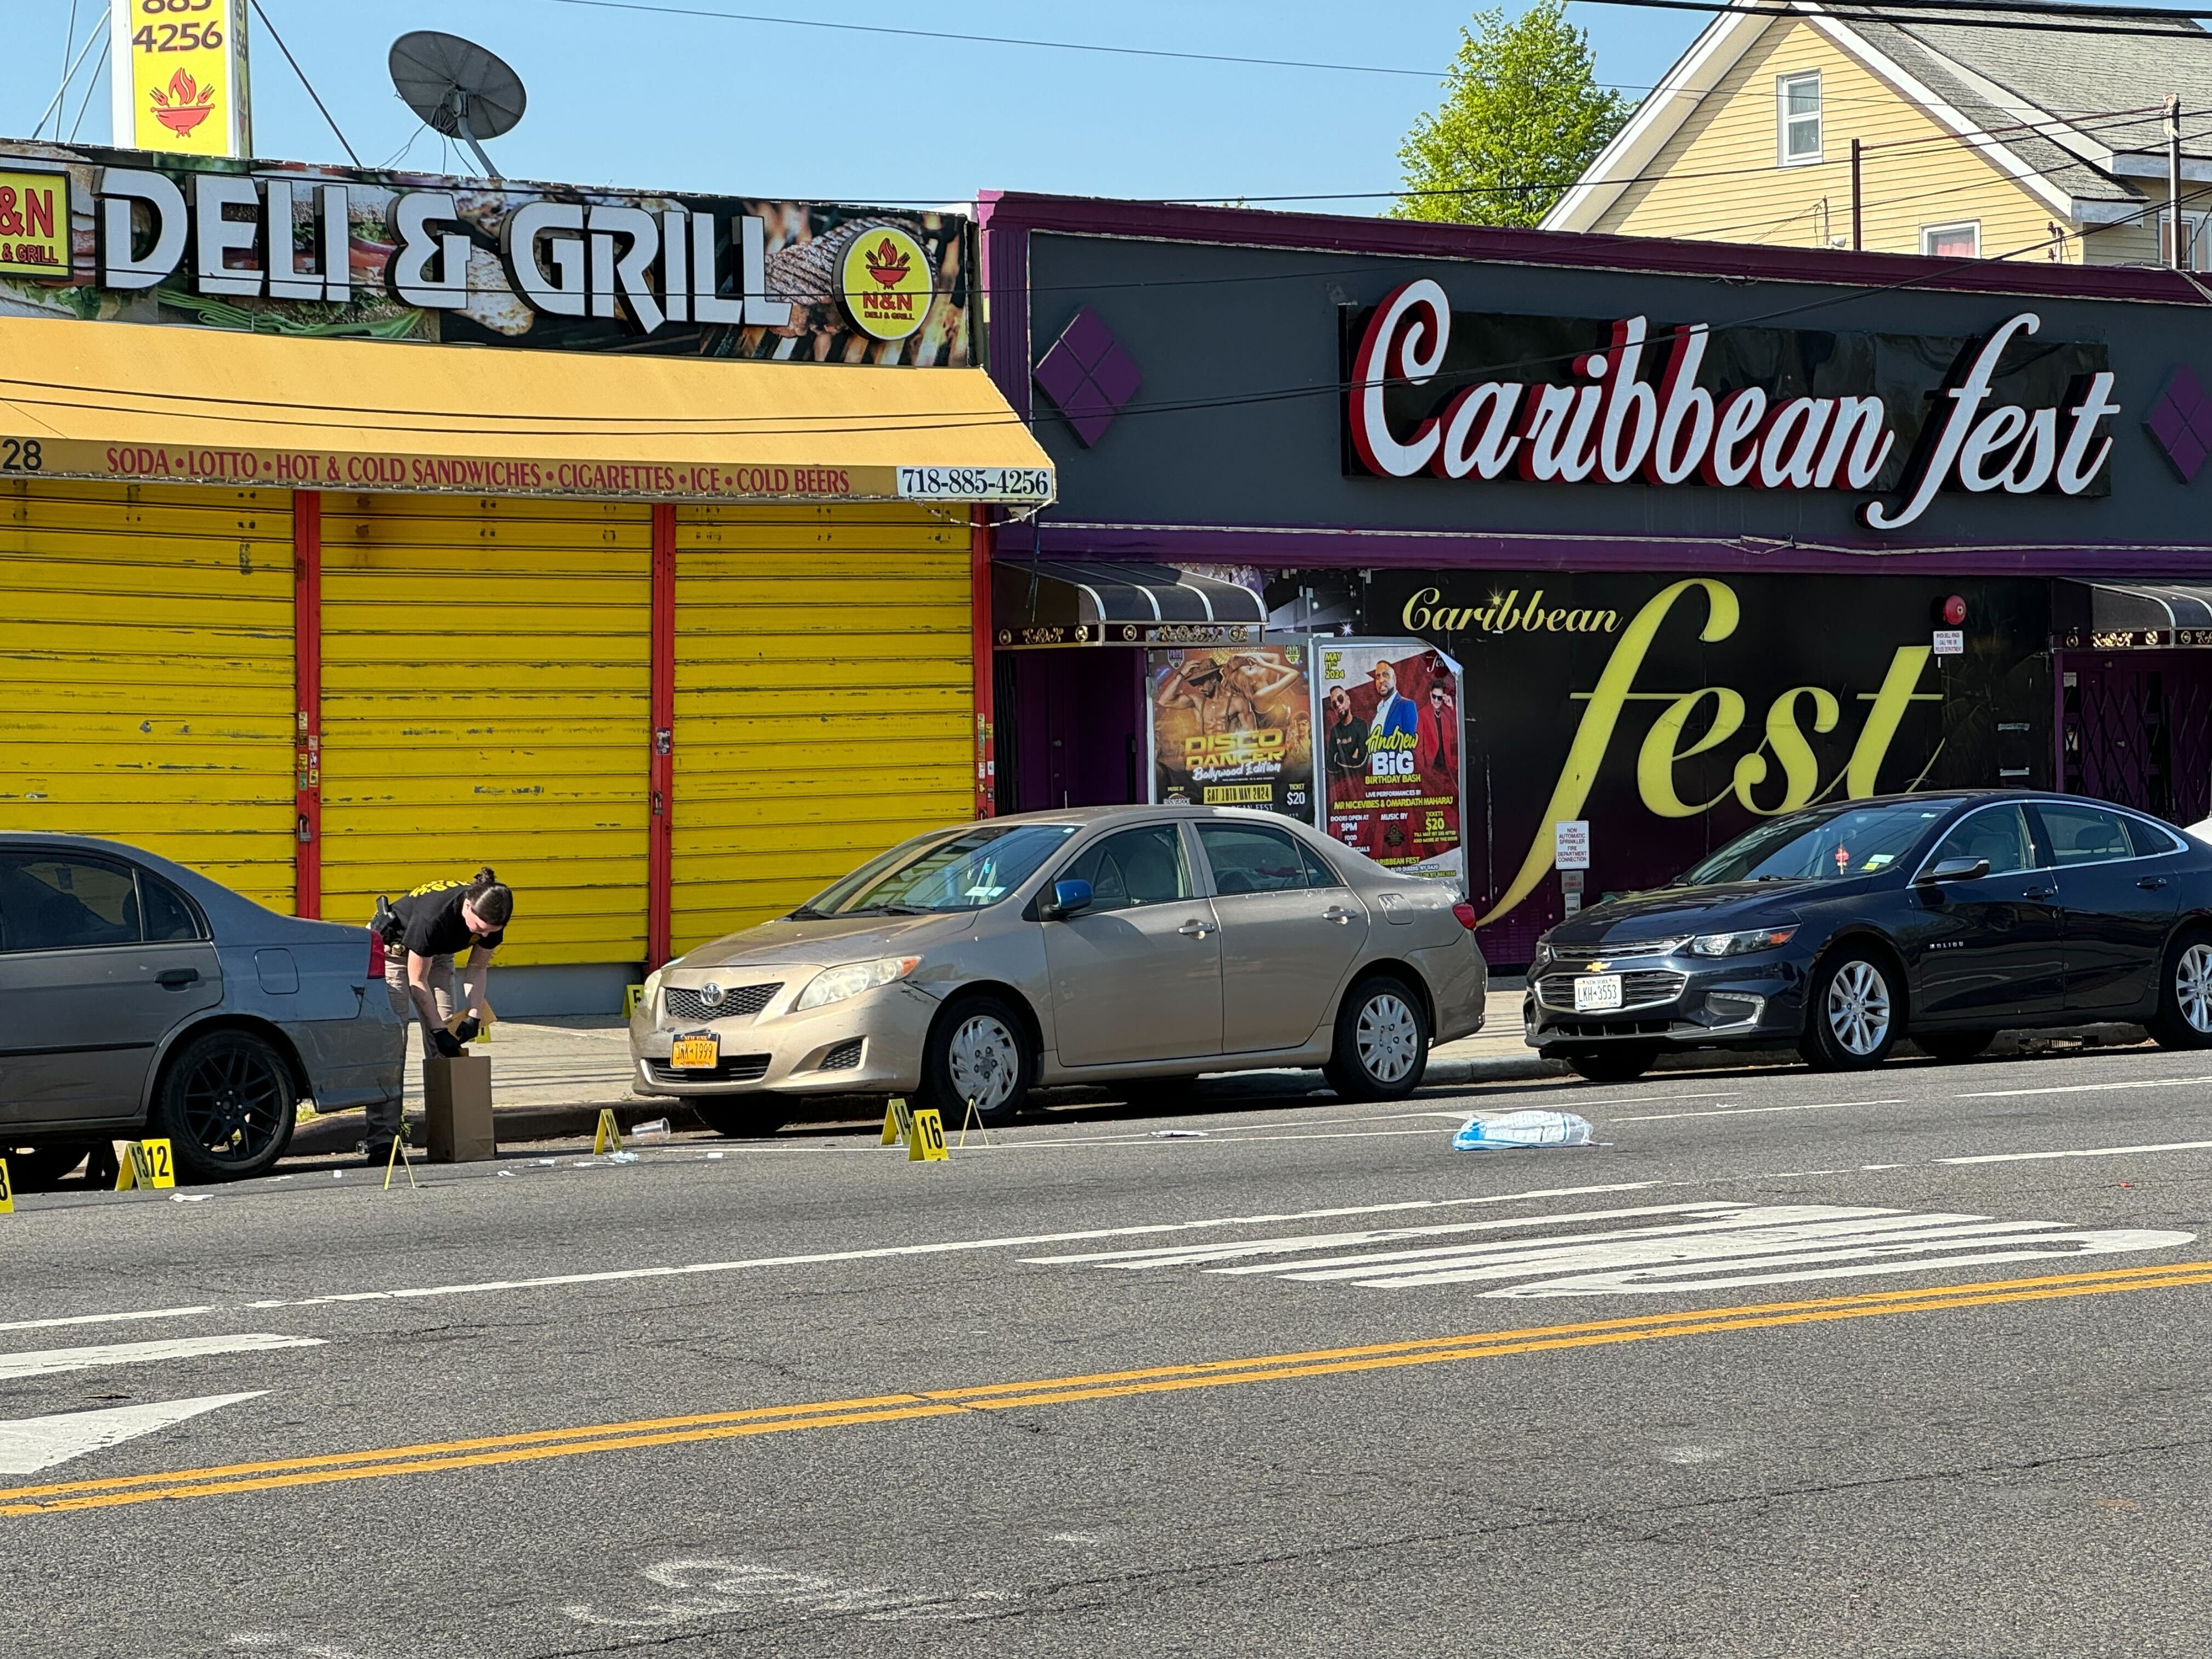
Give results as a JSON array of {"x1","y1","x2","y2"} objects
[
  {"x1": 1452, "y1": 1110, "x2": 1596, "y2": 1150},
  {"x1": 1150, "y1": 1130, "x2": 1210, "y2": 1139}
]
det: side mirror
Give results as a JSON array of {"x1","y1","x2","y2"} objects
[
  {"x1": 1047, "y1": 878, "x2": 1094, "y2": 919},
  {"x1": 1915, "y1": 856, "x2": 1990, "y2": 887}
]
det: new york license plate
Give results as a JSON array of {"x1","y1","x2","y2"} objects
[
  {"x1": 1573, "y1": 974, "x2": 1624, "y2": 1013},
  {"x1": 670, "y1": 1033, "x2": 720, "y2": 1070}
]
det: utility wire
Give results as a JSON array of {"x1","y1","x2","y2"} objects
[
  {"x1": 1579, "y1": 0, "x2": 2212, "y2": 41},
  {"x1": 65, "y1": 35, "x2": 109, "y2": 145},
  {"x1": 248, "y1": 0, "x2": 363, "y2": 167}
]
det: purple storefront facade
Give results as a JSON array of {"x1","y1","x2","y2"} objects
[{"x1": 974, "y1": 193, "x2": 2212, "y2": 968}]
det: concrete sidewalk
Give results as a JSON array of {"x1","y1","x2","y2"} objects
[{"x1": 288, "y1": 991, "x2": 2153, "y2": 1157}]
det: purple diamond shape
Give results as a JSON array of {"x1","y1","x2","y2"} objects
[
  {"x1": 1033, "y1": 308, "x2": 1142, "y2": 449},
  {"x1": 1056, "y1": 307, "x2": 1117, "y2": 370},
  {"x1": 2147, "y1": 364, "x2": 2212, "y2": 483},
  {"x1": 1089, "y1": 341, "x2": 1142, "y2": 408},
  {"x1": 1032, "y1": 338, "x2": 1090, "y2": 409}
]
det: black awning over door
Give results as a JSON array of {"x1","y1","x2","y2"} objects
[{"x1": 992, "y1": 560, "x2": 1266, "y2": 647}]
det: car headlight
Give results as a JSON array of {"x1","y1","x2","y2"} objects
[
  {"x1": 1690, "y1": 926, "x2": 1798, "y2": 958},
  {"x1": 640, "y1": 966, "x2": 666, "y2": 1008},
  {"x1": 794, "y1": 955, "x2": 922, "y2": 1011}
]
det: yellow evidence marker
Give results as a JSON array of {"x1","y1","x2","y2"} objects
[
  {"x1": 594, "y1": 1108, "x2": 623, "y2": 1156},
  {"x1": 909, "y1": 1108, "x2": 949, "y2": 1163},
  {"x1": 623, "y1": 984, "x2": 645, "y2": 1017},
  {"x1": 0, "y1": 1155, "x2": 13, "y2": 1215},
  {"x1": 880, "y1": 1096, "x2": 915, "y2": 1147},
  {"x1": 115, "y1": 1139, "x2": 177, "y2": 1192}
]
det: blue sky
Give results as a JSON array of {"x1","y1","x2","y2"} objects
[{"x1": 6, "y1": 1, "x2": 1711, "y2": 206}]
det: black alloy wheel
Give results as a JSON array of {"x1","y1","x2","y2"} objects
[
  {"x1": 1564, "y1": 1046, "x2": 1658, "y2": 1084},
  {"x1": 2, "y1": 1144, "x2": 93, "y2": 1190},
  {"x1": 1324, "y1": 975, "x2": 1431, "y2": 1102},
  {"x1": 1799, "y1": 947, "x2": 1901, "y2": 1072},
  {"x1": 2148, "y1": 927, "x2": 2212, "y2": 1051},
  {"x1": 1916, "y1": 1030, "x2": 1996, "y2": 1064},
  {"x1": 149, "y1": 1029, "x2": 297, "y2": 1183},
  {"x1": 922, "y1": 992, "x2": 1035, "y2": 1128},
  {"x1": 695, "y1": 1099, "x2": 790, "y2": 1138}
]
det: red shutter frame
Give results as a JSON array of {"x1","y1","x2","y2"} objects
[
  {"x1": 292, "y1": 489, "x2": 323, "y2": 918},
  {"x1": 648, "y1": 503, "x2": 677, "y2": 968}
]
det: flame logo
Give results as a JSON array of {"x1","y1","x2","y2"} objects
[
  {"x1": 149, "y1": 69, "x2": 218, "y2": 137},
  {"x1": 864, "y1": 236, "x2": 913, "y2": 290}
]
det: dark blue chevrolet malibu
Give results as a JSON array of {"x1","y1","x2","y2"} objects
[{"x1": 1525, "y1": 792, "x2": 2212, "y2": 1081}]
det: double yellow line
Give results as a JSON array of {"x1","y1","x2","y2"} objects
[{"x1": 8, "y1": 1255, "x2": 2211, "y2": 1518}]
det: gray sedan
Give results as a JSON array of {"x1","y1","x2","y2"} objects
[
  {"x1": 1, "y1": 833, "x2": 404, "y2": 1184},
  {"x1": 632, "y1": 805, "x2": 1488, "y2": 1132}
]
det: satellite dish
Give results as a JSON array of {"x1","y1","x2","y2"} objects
[{"x1": 390, "y1": 31, "x2": 527, "y2": 180}]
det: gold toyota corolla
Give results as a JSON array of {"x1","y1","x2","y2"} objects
[{"x1": 629, "y1": 805, "x2": 1486, "y2": 1134}]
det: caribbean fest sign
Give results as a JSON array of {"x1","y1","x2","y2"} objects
[{"x1": 1360, "y1": 572, "x2": 2053, "y2": 949}]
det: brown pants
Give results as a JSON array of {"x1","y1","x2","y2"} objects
[{"x1": 379, "y1": 946, "x2": 458, "y2": 1138}]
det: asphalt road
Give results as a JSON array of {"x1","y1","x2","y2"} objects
[{"x1": 5, "y1": 1044, "x2": 2212, "y2": 1658}]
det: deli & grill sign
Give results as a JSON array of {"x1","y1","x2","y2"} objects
[
  {"x1": 94, "y1": 166, "x2": 798, "y2": 336},
  {"x1": 1344, "y1": 280, "x2": 2119, "y2": 531}
]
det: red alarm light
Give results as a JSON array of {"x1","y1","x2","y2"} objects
[{"x1": 1940, "y1": 594, "x2": 1968, "y2": 627}]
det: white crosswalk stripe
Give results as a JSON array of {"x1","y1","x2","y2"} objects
[{"x1": 1022, "y1": 1203, "x2": 2197, "y2": 1298}]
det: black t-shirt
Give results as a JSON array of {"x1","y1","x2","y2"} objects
[{"x1": 392, "y1": 883, "x2": 504, "y2": 957}]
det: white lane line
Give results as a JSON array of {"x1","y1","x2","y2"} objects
[
  {"x1": 0, "y1": 1334, "x2": 323, "y2": 1381},
  {"x1": 1613, "y1": 1099, "x2": 1906, "y2": 1123},
  {"x1": 1957, "y1": 1075, "x2": 2212, "y2": 1100},
  {"x1": 0, "y1": 1392, "x2": 264, "y2": 1475},
  {"x1": 1940, "y1": 1139, "x2": 2212, "y2": 1165},
  {"x1": 0, "y1": 1306, "x2": 213, "y2": 1336}
]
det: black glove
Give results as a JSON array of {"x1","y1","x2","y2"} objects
[
  {"x1": 452, "y1": 1016, "x2": 482, "y2": 1046},
  {"x1": 431, "y1": 1028, "x2": 464, "y2": 1058}
]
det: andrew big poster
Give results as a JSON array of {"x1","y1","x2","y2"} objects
[{"x1": 1318, "y1": 640, "x2": 1466, "y2": 882}]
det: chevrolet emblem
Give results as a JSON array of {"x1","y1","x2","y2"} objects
[{"x1": 1585, "y1": 961, "x2": 1610, "y2": 973}]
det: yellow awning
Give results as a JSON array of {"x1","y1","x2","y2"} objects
[{"x1": 0, "y1": 314, "x2": 1053, "y2": 506}]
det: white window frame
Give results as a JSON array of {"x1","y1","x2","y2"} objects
[
  {"x1": 2159, "y1": 209, "x2": 2210, "y2": 270},
  {"x1": 1777, "y1": 71, "x2": 1822, "y2": 166},
  {"x1": 1920, "y1": 221, "x2": 1982, "y2": 258}
]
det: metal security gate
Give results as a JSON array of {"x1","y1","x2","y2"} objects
[
  {"x1": 0, "y1": 479, "x2": 296, "y2": 910},
  {"x1": 318, "y1": 494, "x2": 653, "y2": 965},
  {"x1": 2061, "y1": 651, "x2": 2212, "y2": 823},
  {"x1": 670, "y1": 503, "x2": 972, "y2": 956}
]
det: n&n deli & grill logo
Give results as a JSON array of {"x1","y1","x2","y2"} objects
[
  {"x1": 0, "y1": 171, "x2": 70, "y2": 279},
  {"x1": 840, "y1": 225, "x2": 933, "y2": 342}
]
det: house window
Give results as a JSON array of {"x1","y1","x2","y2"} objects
[
  {"x1": 1778, "y1": 72, "x2": 1822, "y2": 165},
  {"x1": 2159, "y1": 211, "x2": 2209, "y2": 270},
  {"x1": 1921, "y1": 222, "x2": 1981, "y2": 258}
]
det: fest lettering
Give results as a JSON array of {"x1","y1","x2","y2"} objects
[
  {"x1": 1477, "y1": 579, "x2": 1943, "y2": 925},
  {"x1": 1349, "y1": 285, "x2": 2120, "y2": 531}
]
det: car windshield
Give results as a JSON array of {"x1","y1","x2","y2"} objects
[
  {"x1": 793, "y1": 823, "x2": 1078, "y2": 917},
  {"x1": 1669, "y1": 802, "x2": 1953, "y2": 887}
]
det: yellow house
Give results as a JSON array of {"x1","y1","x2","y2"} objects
[{"x1": 1544, "y1": 0, "x2": 2212, "y2": 266}]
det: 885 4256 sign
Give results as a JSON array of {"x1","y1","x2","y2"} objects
[{"x1": 1343, "y1": 284, "x2": 2118, "y2": 531}]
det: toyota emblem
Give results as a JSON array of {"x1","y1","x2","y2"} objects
[{"x1": 702, "y1": 982, "x2": 725, "y2": 1007}]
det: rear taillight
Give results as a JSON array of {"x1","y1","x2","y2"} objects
[
  {"x1": 366, "y1": 928, "x2": 386, "y2": 981},
  {"x1": 1452, "y1": 902, "x2": 1479, "y2": 931}
]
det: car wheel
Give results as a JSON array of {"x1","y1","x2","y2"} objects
[
  {"x1": 922, "y1": 994, "x2": 1032, "y2": 1128},
  {"x1": 2148, "y1": 929, "x2": 2212, "y2": 1049},
  {"x1": 149, "y1": 1029, "x2": 297, "y2": 1183},
  {"x1": 1799, "y1": 949, "x2": 1900, "y2": 1072},
  {"x1": 1916, "y1": 1030, "x2": 1995, "y2": 1064},
  {"x1": 2, "y1": 1144, "x2": 93, "y2": 1190},
  {"x1": 1324, "y1": 975, "x2": 1431, "y2": 1102},
  {"x1": 1564, "y1": 1046, "x2": 1658, "y2": 1084},
  {"x1": 693, "y1": 1100, "x2": 789, "y2": 1138}
]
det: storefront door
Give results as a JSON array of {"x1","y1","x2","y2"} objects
[{"x1": 2062, "y1": 652, "x2": 2212, "y2": 825}]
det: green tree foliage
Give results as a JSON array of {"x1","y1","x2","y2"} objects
[{"x1": 1395, "y1": 1, "x2": 1634, "y2": 227}]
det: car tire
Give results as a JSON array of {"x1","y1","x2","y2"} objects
[
  {"x1": 921, "y1": 993, "x2": 1034, "y2": 1128},
  {"x1": 1324, "y1": 975, "x2": 1431, "y2": 1102},
  {"x1": 1564, "y1": 1046, "x2": 1658, "y2": 1084},
  {"x1": 693, "y1": 1100, "x2": 789, "y2": 1138},
  {"x1": 2, "y1": 1144, "x2": 93, "y2": 1190},
  {"x1": 2148, "y1": 928, "x2": 2212, "y2": 1049},
  {"x1": 1799, "y1": 948, "x2": 1901, "y2": 1072},
  {"x1": 1916, "y1": 1030, "x2": 1995, "y2": 1064},
  {"x1": 148, "y1": 1028, "x2": 297, "y2": 1184}
]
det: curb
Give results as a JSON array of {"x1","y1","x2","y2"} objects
[{"x1": 283, "y1": 1023, "x2": 2154, "y2": 1158}]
